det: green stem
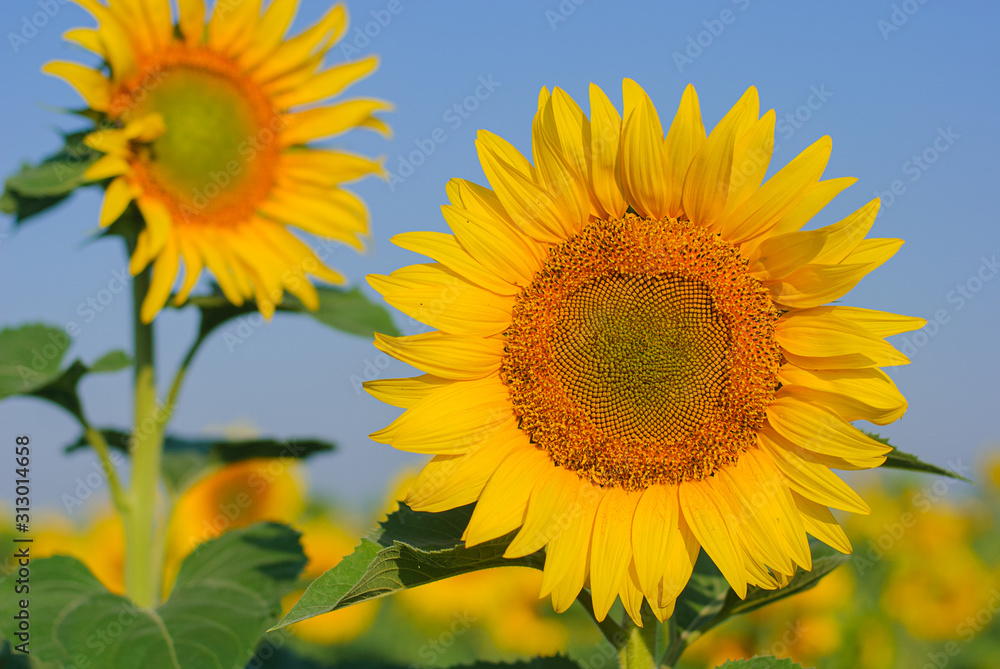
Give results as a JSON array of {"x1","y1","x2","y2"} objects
[
  {"x1": 617, "y1": 607, "x2": 659, "y2": 669},
  {"x1": 124, "y1": 263, "x2": 164, "y2": 608},
  {"x1": 576, "y1": 588, "x2": 627, "y2": 651},
  {"x1": 660, "y1": 617, "x2": 691, "y2": 669},
  {"x1": 82, "y1": 423, "x2": 129, "y2": 517}
]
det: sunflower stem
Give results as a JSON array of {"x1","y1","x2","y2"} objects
[
  {"x1": 617, "y1": 610, "x2": 658, "y2": 669},
  {"x1": 82, "y1": 422, "x2": 129, "y2": 518},
  {"x1": 124, "y1": 261, "x2": 165, "y2": 608}
]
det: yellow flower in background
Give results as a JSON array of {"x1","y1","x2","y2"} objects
[
  {"x1": 366, "y1": 80, "x2": 924, "y2": 622},
  {"x1": 164, "y1": 458, "x2": 304, "y2": 590},
  {"x1": 33, "y1": 511, "x2": 126, "y2": 594},
  {"x1": 882, "y1": 546, "x2": 996, "y2": 640},
  {"x1": 46, "y1": 0, "x2": 390, "y2": 322},
  {"x1": 282, "y1": 517, "x2": 380, "y2": 645},
  {"x1": 397, "y1": 568, "x2": 568, "y2": 657}
]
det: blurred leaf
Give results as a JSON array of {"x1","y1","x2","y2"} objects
[
  {"x1": 717, "y1": 658, "x2": 806, "y2": 668},
  {"x1": 2, "y1": 131, "x2": 97, "y2": 223},
  {"x1": 0, "y1": 323, "x2": 71, "y2": 399},
  {"x1": 186, "y1": 285, "x2": 399, "y2": 342},
  {"x1": 0, "y1": 523, "x2": 305, "y2": 669},
  {"x1": 865, "y1": 432, "x2": 971, "y2": 481},
  {"x1": 452, "y1": 659, "x2": 583, "y2": 668},
  {"x1": 251, "y1": 650, "x2": 582, "y2": 669},
  {"x1": 0, "y1": 641, "x2": 31, "y2": 668},
  {"x1": 0, "y1": 323, "x2": 128, "y2": 419},
  {"x1": 272, "y1": 503, "x2": 544, "y2": 630},
  {"x1": 66, "y1": 429, "x2": 334, "y2": 492},
  {"x1": 667, "y1": 543, "x2": 848, "y2": 666}
]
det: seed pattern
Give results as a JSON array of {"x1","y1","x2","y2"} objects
[{"x1": 501, "y1": 215, "x2": 781, "y2": 489}]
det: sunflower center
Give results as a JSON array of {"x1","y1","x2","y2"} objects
[
  {"x1": 110, "y1": 47, "x2": 279, "y2": 224},
  {"x1": 501, "y1": 216, "x2": 781, "y2": 489}
]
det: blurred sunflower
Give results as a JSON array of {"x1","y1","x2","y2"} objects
[
  {"x1": 164, "y1": 457, "x2": 304, "y2": 590},
  {"x1": 366, "y1": 80, "x2": 924, "y2": 623},
  {"x1": 33, "y1": 511, "x2": 126, "y2": 594},
  {"x1": 47, "y1": 0, "x2": 390, "y2": 322}
]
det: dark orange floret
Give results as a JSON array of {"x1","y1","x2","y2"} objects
[{"x1": 501, "y1": 215, "x2": 780, "y2": 489}]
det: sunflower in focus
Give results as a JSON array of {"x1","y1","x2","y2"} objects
[
  {"x1": 47, "y1": 0, "x2": 390, "y2": 322},
  {"x1": 366, "y1": 81, "x2": 924, "y2": 623}
]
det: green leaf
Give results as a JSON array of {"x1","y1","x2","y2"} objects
[
  {"x1": 667, "y1": 543, "x2": 848, "y2": 666},
  {"x1": 0, "y1": 323, "x2": 72, "y2": 399},
  {"x1": 0, "y1": 523, "x2": 305, "y2": 669},
  {"x1": 2, "y1": 131, "x2": 98, "y2": 223},
  {"x1": 0, "y1": 324, "x2": 130, "y2": 419},
  {"x1": 272, "y1": 503, "x2": 544, "y2": 630},
  {"x1": 717, "y1": 658, "x2": 806, "y2": 669},
  {"x1": 185, "y1": 284, "x2": 400, "y2": 342},
  {"x1": 865, "y1": 432, "x2": 971, "y2": 481},
  {"x1": 66, "y1": 429, "x2": 334, "y2": 493}
]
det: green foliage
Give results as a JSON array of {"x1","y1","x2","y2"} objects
[
  {"x1": 865, "y1": 432, "x2": 971, "y2": 481},
  {"x1": 1, "y1": 131, "x2": 97, "y2": 223},
  {"x1": 186, "y1": 285, "x2": 400, "y2": 342},
  {"x1": 717, "y1": 657, "x2": 806, "y2": 668},
  {"x1": 273, "y1": 503, "x2": 544, "y2": 630},
  {"x1": 0, "y1": 322, "x2": 129, "y2": 419},
  {"x1": 67, "y1": 429, "x2": 335, "y2": 493},
  {"x1": 0, "y1": 523, "x2": 305, "y2": 669}
]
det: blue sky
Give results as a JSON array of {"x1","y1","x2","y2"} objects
[{"x1": 1, "y1": 0, "x2": 998, "y2": 517}]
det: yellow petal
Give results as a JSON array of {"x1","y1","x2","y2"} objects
[
  {"x1": 140, "y1": 235, "x2": 179, "y2": 323},
  {"x1": 441, "y1": 205, "x2": 543, "y2": 286},
  {"x1": 275, "y1": 56, "x2": 379, "y2": 108},
  {"x1": 766, "y1": 393, "x2": 891, "y2": 466},
  {"x1": 407, "y1": 429, "x2": 524, "y2": 512},
  {"x1": 590, "y1": 487, "x2": 640, "y2": 620},
  {"x1": 532, "y1": 94, "x2": 590, "y2": 233},
  {"x1": 809, "y1": 198, "x2": 880, "y2": 265},
  {"x1": 792, "y1": 492, "x2": 852, "y2": 554},
  {"x1": 279, "y1": 149, "x2": 384, "y2": 185},
  {"x1": 367, "y1": 264, "x2": 515, "y2": 337},
  {"x1": 476, "y1": 131, "x2": 573, "y2": 243},
  {"x1": 173, "y1": 232, "x2": 204, "y2": 305},
  {"x1": 681, "y1": 101, "x2": 745, "y2": 227},
  {"x1": 619, "y1": 562, "x2": 646, "y2": 627},
  {"x1": 98, "y1": 177, "x2": 138, "y2": 227},
  {"x1": 759, "y1": 428, "x2": 871, "y2": 515},
  {"x1": 749, "y1": 228, "x2": 827, "y2": 281},
  {"x1": 658, "y1": 515, "x2": 700, "y2": 605},
  {"x1": 505, "y1": 463, "x2": 583, "y2": 558},
  {"x1": 769, "y1": 261, "x2": 886, "y2": 310},
  {"x1": 281, "y1": 99, "x2": 393, "y2": 145},
  {"x1": 373, "y1": 331, "x2": 503, "y2": 381},
  {"x1": 543, "y1": 481, "x2": 600, "y2": 611},
  {"x1": 251, "y1": 3, "x2": 346, "y2": 82},
  {"x1": 464, "y1": 445, "x2": 551, "y2": 546},
  {"x1": 208, "y1": 0, "x2": 261, "y2": 54},
  {"x1": 765, "y1": 177, "x2": 857, "y2": 238},
  {"x1": 719, "y1": 136, "x2": 832, "y2": 242},
  {"x1": 177, "y1": 0, "x2": 205, "y2": 44},
  {"x1": 85, "y1": 155, "x2": 130, "y2": 181},
  {"x1": 63, "y1": 28, "x2": 104, "y2": 56},
  {"x1": 237, "y1": 0, "x2": 297, "y2": 67},
  {"x1": 588, "y1": 83, "x2": 627, "y2": 218},
  {"x1": 776, "y1": 309, "x2": 909, "y2": 368},
  {"x1": 391, "y1": 231, "x2": 518, "y2": 296},
  {"x1": 818, "y1": 306, "x2": 926, "y2": 338},
  {"x1": 777, "y1": 365, "x2": 907, "y2": 424},
  {"x1": 620, "y1": 79, "x2": 669, "y2": 219},
  {"x1": 43, "y1": 61, "x2": 110, "y2": 111},
  {"x1": 679, "y1": 477, "x2": 746, "y2": 598},
  {"x1": 362, "y1": 374, "x2": 452, "y2": 409},
  {"x1": 369, "y1": 374, "x2": 513, "y2": 454},
  {"x1": 723, "y1": 110, "x2": 776, "y2": 218},
  {"x1": 631, "y1": 484, "x2": 678, "y2": 596},
  {"x1": 663, "y1": 84, "x2": 706, "y2": 218},
  {"x1": 135, "y1": 196, "x2": 171, "y2": 260}
]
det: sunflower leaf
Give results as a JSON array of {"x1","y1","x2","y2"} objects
[
  {"x1": 717, "y1": 658, "x2": 806, "y2": 668},
  {"x1": 184, "y1": 284, "x2": 399, "y2": 343},
  {"x1": 65, "y1": 429, "x2": 334, "y2": 492},
  {"x1": 864, "y1": 432, "x2": 972, "y2": 482},
  {"x1": 2, "y1": 131, "x2": 97, "y2": 223},
  {"x1": 667, "y1": 543, "x2": 848, "y2": 664},
  {"x1": 0, "y1": 523, "x2": 305, "y2": 669},
  {"x1": 0, "y1": 322, "x2": 129, "y2": 419},
  {"x1": 271, "y1": 503, "x2": 544, "y2": 630}
]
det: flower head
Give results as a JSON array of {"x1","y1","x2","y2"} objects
[
  {"x1": 367, "y1": 80, "x2": 924, "y2": 623},
  {"x1": 47, "y1": 0, "x2": 390, "y2": 321}
]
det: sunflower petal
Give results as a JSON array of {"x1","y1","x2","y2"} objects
[{"x1": 372, "y1": 331, "x2": 503, "y2": 380}]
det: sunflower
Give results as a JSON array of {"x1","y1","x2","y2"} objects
[
  {"x1": 46, "y1": 0, "x2": 390, "y2": 322},
  {"x1": 366, "y1": 80, "x2": 925, "y2": 624}
]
